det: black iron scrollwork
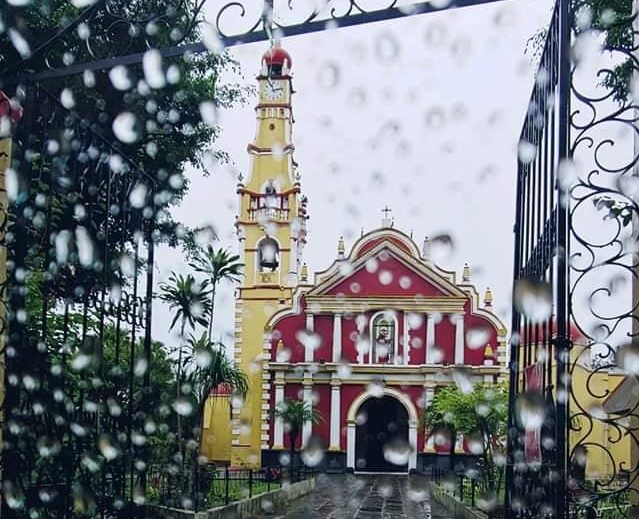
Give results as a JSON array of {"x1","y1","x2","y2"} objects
[{"x1": 568, "y1": 9, "x2": 639, "y2": 515}]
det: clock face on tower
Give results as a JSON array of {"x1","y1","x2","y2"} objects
[{"x1": 262, "y1": 81, "x2": 285, "y2": 101}]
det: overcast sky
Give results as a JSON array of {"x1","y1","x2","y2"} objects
[{"x1": 151, "y1": 0, "x2": 556, "y2": 349}]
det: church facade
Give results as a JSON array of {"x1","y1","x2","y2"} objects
[{"x1": 201, "y1": 43, "x2": 508, "y2": 472}]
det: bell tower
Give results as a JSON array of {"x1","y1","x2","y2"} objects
[{"x1": 231, "y1": 42, "x2": 308, "y2": 466}]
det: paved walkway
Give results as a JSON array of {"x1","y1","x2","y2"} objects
[{"x1": 273, "y1": 474, "x2": 449, "y2": 518}]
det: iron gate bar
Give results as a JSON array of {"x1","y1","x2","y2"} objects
[
  {"x1": 505, "y1": 0, "x2": 571, "y2": 515},
  {"x1": 6, "y1": 0, "x2": 526, "y2": 83}
]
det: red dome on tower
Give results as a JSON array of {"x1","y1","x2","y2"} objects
[{"x1": 262, "y1": 42, "x2": 292, "y2": 73}]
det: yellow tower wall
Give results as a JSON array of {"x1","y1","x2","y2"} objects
[
  {"x1": 201, "y1": 395, "x2": 233, "y2": 463},
  {"x1": 201, "y1": 52, "x2": 303, "y2": 468}
]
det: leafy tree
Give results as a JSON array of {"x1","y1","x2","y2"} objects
[
  {"x1": 529, "y1": 0, "x2": 634, "y2": 103},
  {"x1": 574, "y1": 0, "x2": 635, "y2": 103},
  {"x1": 189, "y1": 247, "x2": 243, "y2": 340},
  {"x1": 158, "y1": 271, "x2": 211, "y2": 453},
  {"x1": 178, "y1": 333, "x2": 247, "y2": 500},
  {"x1": 183, "y1": 332, "x2": 248, "y2": 424},
  {"x1": 423, "y1": 383, "x2": 508, "y2": 490},
  {"x1": 272, "y1": 399, "x2": 323, "y2": 463}
]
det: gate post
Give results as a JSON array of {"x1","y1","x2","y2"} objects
[{"x1": 554, "y1": 1, "x2": 572, "y2": 517}]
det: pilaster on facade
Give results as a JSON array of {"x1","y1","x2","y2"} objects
[
  {"x1": 329, "y1": 375, "x2": 342, "y2": 451},
  {"x1": 401, "y1": 312, "x2": 408, "y2": 365},
  {"x1": 426, "y1": 313, "x2": 436, "y2": 364},
  {"x1": 332, "y1": 313, "x2": 342, "y2": 362},
  {"x1": 305, "y1": 313, "x2": 314, "y2": 363},
  {"x1": 302, "y1": 374, "x2": 313, "y2": 447},
  {"x1": 454, "y1": 313, "x2": 465, "y2": 365},
  {"x1": 423, "y1": 384, "x2": 435, "y2": 452},
  {"x1": 273, "y1": 373, "x2": 285, "y2": 449}
]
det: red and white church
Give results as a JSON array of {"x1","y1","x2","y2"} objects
[
  {"x1": 204, "y1": 42, "x2": 508, "y2": 473},
  {"x1": 262, "y1": 223, "x2": 508, "y2": 471}
]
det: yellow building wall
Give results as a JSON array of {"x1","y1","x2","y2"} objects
[
  {"x1": 516, "y1": 343, "x2": 631, "y2": 481},
  {"x1": 569, "y1": 366, "x2": 630, "y2": 480},
  {"x1": 201, "y1": 395, "x2": 233, "y2": 463}
]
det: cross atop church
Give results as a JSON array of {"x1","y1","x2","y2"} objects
[{"x1": 381, "y1": 206, "x2": 393, "y2": 228}]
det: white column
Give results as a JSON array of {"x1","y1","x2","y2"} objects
[
  {"x1": 356, "y1": 314, "x2": 366, "y2": 364},
  {"x1": 454, "y1": 314, "x2": 465, "y2": 365},
  {"x1": 408, "y1": 423, "x2": 418, "y2": 471},
  {"x1": 426, "y1": 313, "x2": 435, "y2": 364},
  {"x1": 402, "y1": 313, "x2": 410, "y2": 365},
  {"x1": 302, "y1": 382, "x2": 313, "y2": 447},
  {"x1": 329, "y1": 381, "x2": 341, "y2": 450},
  {"x1": 423, "y1": 386, "x2": 435, "y2": 452},
  {"x1": 347, "y1": 422, "x2": 356, "y2": 469},
  {"x1": 455, "y1": 433, "x2": 464, "y2": 453},
  {"x1": 332, "y1": 313, "x2": 342, "y2": 362},
  {"x1": 305, "y1": 313, "x2": 314, "y2": 362},
  {"x1": 273, "y1": 379, "x2": 285, "y2": 449}
]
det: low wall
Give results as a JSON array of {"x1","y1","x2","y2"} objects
[
  {"x1": 430, "y1": 484, "x2": 489, "y2": 519},
  {"x1": 148, "y1": 477, "x2": 315, "y2": 519}
]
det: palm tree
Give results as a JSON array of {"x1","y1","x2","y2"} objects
[
  {"x1": 158, "y1": 271, "x2": 211, "y2": 453},
  {"x1": 184, "y1": 333, "x2": 248, "y2": 504},
  {"x1": 185, "y1": 332, "x2": 249, "y2": 419},
  {"x1": 272, "y1": 399, "x2": 323, "y2": 464},
  {"x1": 189, "y1": 247, "x2": 243, "y2": 340}
]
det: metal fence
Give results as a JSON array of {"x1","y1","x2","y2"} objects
[
  {"x1": 431, "y1": 467, "x2": 504, "y2": 517},
  {"x1": 146, "y1": 465, "x2": 314, "y2": 512}
]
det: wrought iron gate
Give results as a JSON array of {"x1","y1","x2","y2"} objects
[
  {"x1": 507, "y1": 0, "x2": 639, "y2": 516},
  {"x1": 1, "y1": 0, "x2": 637, "y2": 517}
]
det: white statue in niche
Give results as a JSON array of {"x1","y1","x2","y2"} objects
[{"x1": 372, "y1": 314, "x2": 396, "y2": 363}]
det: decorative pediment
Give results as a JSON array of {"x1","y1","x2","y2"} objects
[{"x1": 308, "y1": 236, "x2": 466, "y2": 300}]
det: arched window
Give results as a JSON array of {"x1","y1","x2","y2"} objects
[
  {"x1": 258, "y1": 237, "x2": 280, "y2": 272},
  {"x1": 370, "y1": 312, "x2": 398, "y2": 364}
]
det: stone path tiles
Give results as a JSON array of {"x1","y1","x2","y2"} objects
[{"x1": 272, "y1": 473, "x2": 450, "y2": 519}]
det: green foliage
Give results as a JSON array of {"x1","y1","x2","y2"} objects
[
  {"x1": 158, "y1": 271, "x2": 211, "y2": 336},
  {"x1": 272, "y1": 399, "x2": 324, "y2": 453},
  {"x1": 189, "y1": 246, "x2": 243, "y2": 337},
  {"x1": 423, "y1": 383, "x2": 508, "y2": 489},
  {"x1": 575, "y1": 0, "x2": 634, "y2": 103},
  {"x1": 593, "y1": 195, "x2": 634, "y2": 227},
  {"x1": 183, "y1": 332, "x2": 248, "y2": 410},
  {"x1": 529, "y1": 0, "x2": 635, "y2": 103},
  {"x1": 423, "y1": 383, "x2": 508, "y2": 443}
]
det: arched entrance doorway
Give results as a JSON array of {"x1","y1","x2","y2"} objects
[{"x1": 354, "y1": 395, "x2": 409, "y2": 472}]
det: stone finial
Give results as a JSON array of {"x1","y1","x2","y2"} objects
[
  {"x1": 300, "y1": 263, "x2": 308, "y2": 282},
  {"x1": 484, "y1": 287, "x2": 493, "y2": 307},
  {"x1": 337, "y1": 236, "x2": 345, "y2": 259},
  {"x1": 462, "y1": 263, "x2": 470, "y2": 283},
  {"x1": 422, "y1": 236, "x2": 430, "y2": 260}
]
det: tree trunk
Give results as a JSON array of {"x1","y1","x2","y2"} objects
[
  {"x1": 448, "y1": 426, "x2": 456, "y2": 472},
  {"x1": 207, "y1": 284, "x2": 216, "y2": 340},
  {"x1": 177, "y1": 320, "x2": 186, "y2": 463},
  {"x1": 289, "y1": 429, "x2": 299, "y2": 481}
]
